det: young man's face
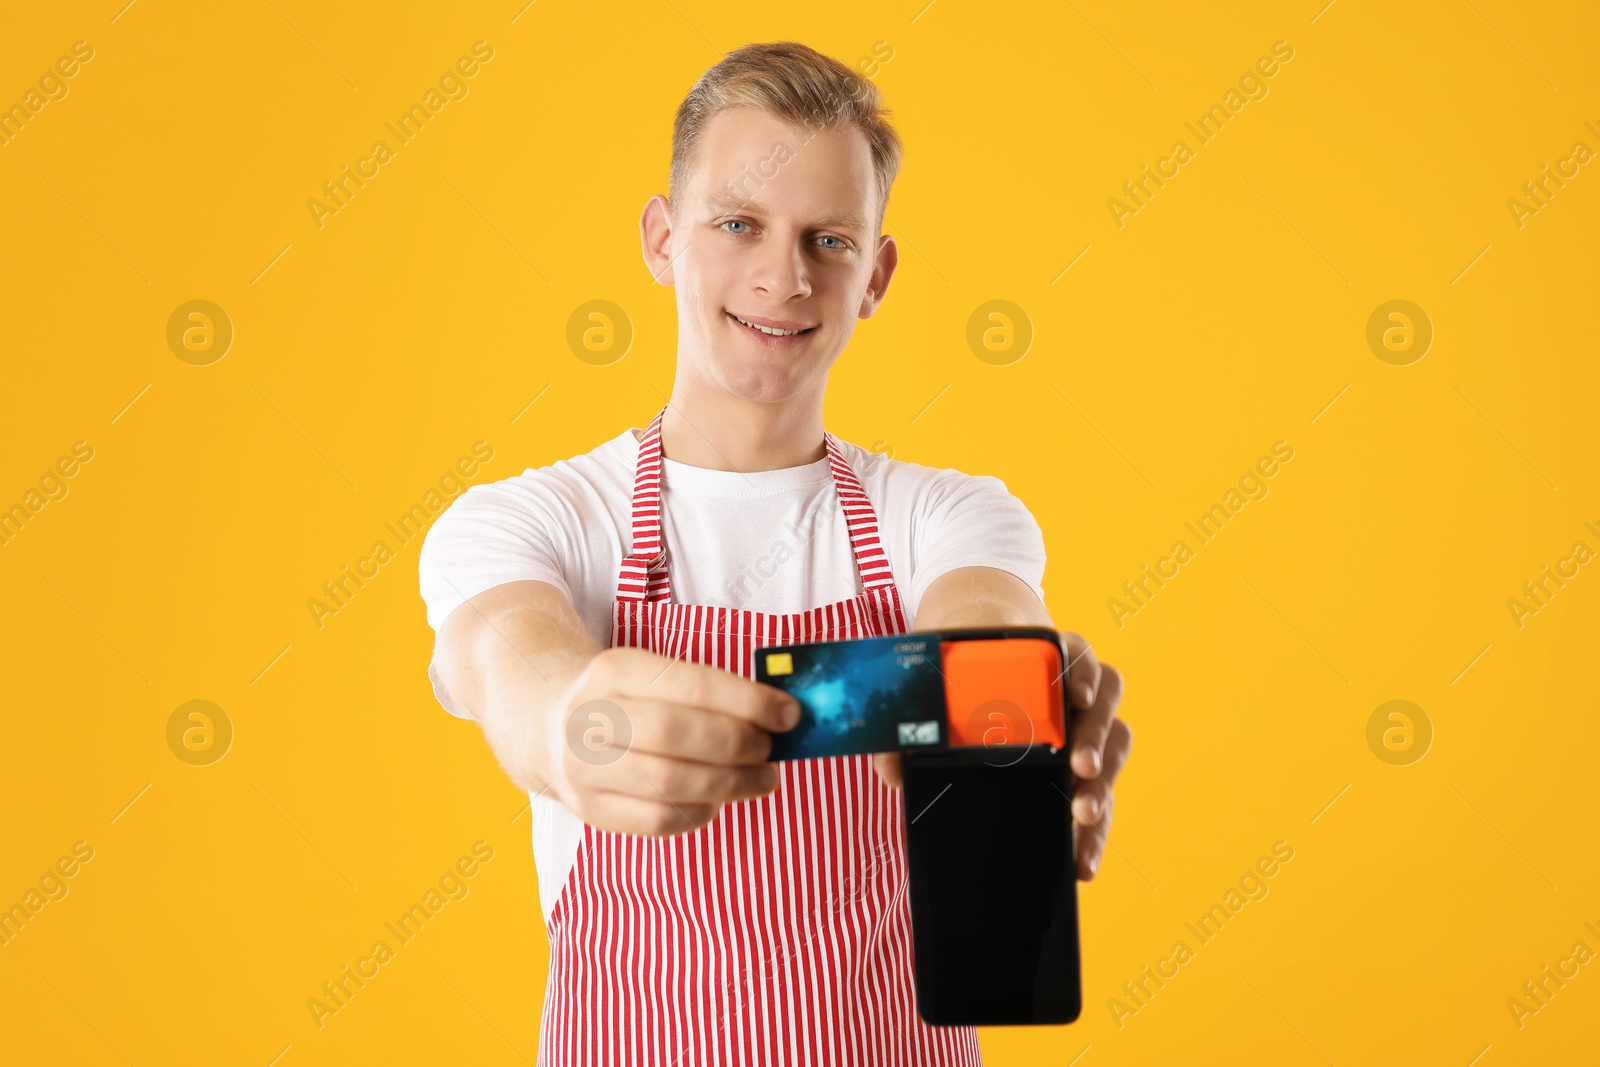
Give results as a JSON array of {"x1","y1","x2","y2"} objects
[{"x1": 643, "y1": 106, "x2": 897, "y2": 406}]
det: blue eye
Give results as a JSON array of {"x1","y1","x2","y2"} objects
[
  {"x1": 818, "y1": 236, "x2": 844, "y2": 249},
  {"x1": 722, "y1": 220, "x2": 750, "y2": 234}
]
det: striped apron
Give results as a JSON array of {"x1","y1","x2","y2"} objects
[{"x1": 537, "y1": 406, "x2": 981, "y2": 1066}]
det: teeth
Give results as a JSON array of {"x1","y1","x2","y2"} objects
[{"x1": 734, "y1": 314, "x2": 807, "y2": 337}]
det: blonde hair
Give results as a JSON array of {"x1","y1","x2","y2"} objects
[{"x1": 669, "y1": 41, "x2": 903, "y2": 229}]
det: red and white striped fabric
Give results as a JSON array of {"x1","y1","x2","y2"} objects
[{"x1": 537, "y1": 406, "x2": 981, "y2": 1066}]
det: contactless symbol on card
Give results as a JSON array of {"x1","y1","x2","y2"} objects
[{"x1": 757, "y1": 635, "x2": 949, "y2": 761}]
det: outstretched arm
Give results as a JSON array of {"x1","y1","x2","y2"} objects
[
  {"x1": 881, "y1": 565, "x2": 1133, "y2": 881},
  {"x1": 434, "y1": 579, "x2": 796, "y2": 836}
]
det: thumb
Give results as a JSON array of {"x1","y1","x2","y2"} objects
[{"x1": 872, "y1": 751, "x2": 903, "y2": 790}]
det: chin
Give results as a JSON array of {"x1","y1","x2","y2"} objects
[
  {"x1": 721, "y1": 375, "x2": 803, "y2": 406},
  {"x1": 711, "y1": 360, "x2": 811, "y2": 405}
]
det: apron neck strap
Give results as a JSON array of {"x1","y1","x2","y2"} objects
[{"x1": 616, "y1": 405, "x2": 895, "y2": 603}]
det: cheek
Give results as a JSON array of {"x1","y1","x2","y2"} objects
[
  {"x1": 820, "y1": 283, "x2": 862, "y2": 327},
  {"x1": 679, "y1": 251, "x2": 724, "y2": 303},
  {"x1": 672, "y1": 268, "x2": 710, "y2": 319}
]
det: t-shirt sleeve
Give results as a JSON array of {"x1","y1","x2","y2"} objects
[
  {"x1": 907, "y1": 470, "x2": 1048, "y2": 614},
  {"x1": 417, "y1": 479, "x2": 572, "y2": 718}
]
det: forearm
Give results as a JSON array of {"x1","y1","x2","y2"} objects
[
  {"x1": 436, "y1": 581, "x2": 600, "y2": 795},
  {"x1": 911, "y1": 566, "x2": 1054, "y2": 631}
]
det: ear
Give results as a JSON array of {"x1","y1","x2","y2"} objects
[
  {"x1": 857, "y1": 232, "x2": 899, "y2": 319},
  {"x1": 640, "y1": 194, "x2": 680, "y2": 286}
]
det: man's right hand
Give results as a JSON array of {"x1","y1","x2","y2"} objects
[{"x1": 540, "y1": 645, "x2": 801, "y2": 837}]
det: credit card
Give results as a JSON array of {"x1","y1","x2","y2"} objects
[{"x1": 757, "y1": 634, "x2": 948, "y2": 760}]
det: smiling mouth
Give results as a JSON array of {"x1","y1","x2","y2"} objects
[{"x1": 727, "y1": 311, "x2": 816, "y2": 337}]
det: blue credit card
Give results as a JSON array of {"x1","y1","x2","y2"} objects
[{"x1": 756, "y1": 634, "x2": 949, "y2": 760}]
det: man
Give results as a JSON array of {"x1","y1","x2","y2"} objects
[{"x1": 420, "y1": 40, "x2": 1132, "y2": 1066}]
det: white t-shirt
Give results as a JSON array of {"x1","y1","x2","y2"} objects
[{"x1": 418, "y1": 423, "x2": 1048, "y2": 920}]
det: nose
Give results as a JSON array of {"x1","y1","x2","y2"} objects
[{"x1": 749, "y1": 230, "x2": 813, "y2": 302}]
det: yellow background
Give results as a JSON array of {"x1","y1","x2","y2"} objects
[{"x1": 3, "y1": 0, "x2": 1597, "y2": 1063}]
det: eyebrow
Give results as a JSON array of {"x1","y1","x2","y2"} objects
[{"x1": 706, "y1": 194, "x2": 870, "y2": 234}]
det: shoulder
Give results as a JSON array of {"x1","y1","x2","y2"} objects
[
  {"x1": 416, "y1": 429, "x2": 637, "y2": 629},
  {"x1": 437, "y1": 429, "x2": 634, "y2": 524},
  {"x1": 831, "y1": 437, "x2": 1046, "y2": 608},
  {"x1": 505, "y1": 427, "x2": 636, "y2": 499},
  {"x1": 831, "y1": 436, "x2": 1029, "y2": 516}
]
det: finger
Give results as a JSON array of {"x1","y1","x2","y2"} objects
[
  {"x1": 1074, "y1": 787, "x2": 1114, "y2": 880},
  {"x1": 1059, "y1": 632, "x2": 1103, "y2": 712},
  {"x1": 1072, "y1": 719, "x2": 1131, "y2": 879},
  {"x1": 576, "y1": 790, "x2": 720, "y2": 838},
  {"x1": 614, "y1": 648, "x2": 800, "y2": 732},
  {"x1": 1071, "y1": 765, "x2": 1117, "y2": 828},
  {"x1": 1069, "y1": 663, "x2": 1123, "y2": 779},
  {"x1": 612, "y1": 699, "x2": 775, "y2": 766},
  {"x1": 1099, "y1": 718, "x2": 1133, "y2": 786},
  {"x1": 580, "y1": 749, "x2": 780, "y2": 807},
  {"x1": 872, "y1": 751, "x2": 903, "y2": 789}
]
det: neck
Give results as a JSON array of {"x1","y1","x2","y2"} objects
[{"x1": 653, "y1": 378, "x2": 827, "y2": 472}]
